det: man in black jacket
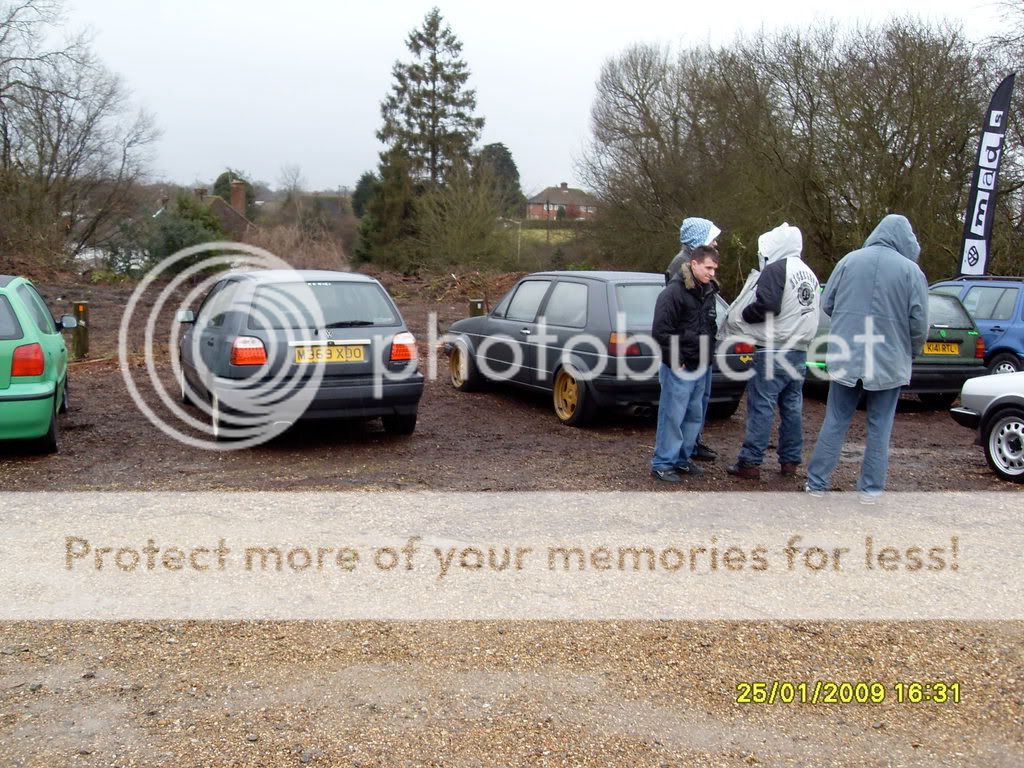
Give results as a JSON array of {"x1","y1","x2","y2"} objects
[
  {"x1": 665, "y1": 216, "x2": 722, "y2": 461},
  {"x1": 650, "y1": 246, "x2": 720, "y2": 482}
]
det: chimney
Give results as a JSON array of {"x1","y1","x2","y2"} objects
[
  {"x1": 230, "y1": 180, "x2": 247, "y2": 217},
  {"x1": 560, "y1": 182, "x2": 568, "y2": 190},
  {"x1": 193, "y1": 187, "x2": 207, "y2": 201}
]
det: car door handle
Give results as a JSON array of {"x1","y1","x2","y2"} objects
[
  {"x1": 991, "y1": 326, "x2": 1006, "y2": 332},
  {"x1": 205, "y1": 339, "x2": 215, "y2": 346},
  {"x1": 519, "y1": 328, "x2": 531, "y2": 335}
]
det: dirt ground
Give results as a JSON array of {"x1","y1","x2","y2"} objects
[{"x1": 0, "y1": 273, "x2": 1021, "y2": 766}]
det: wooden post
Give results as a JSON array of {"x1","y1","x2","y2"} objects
[
  {"x1": 72, "y1": 301, "x2": 89, "y2": 360},
  {"x1": 468, "y1": 298, "x2": 485, "y2": 317}
]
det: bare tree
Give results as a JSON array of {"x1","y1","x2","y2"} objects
[
  {"x1": 278, "y1": 163, "x2": 305, "y2": 196},
  {"x1": 410, "y1": 161, "x2": 509, "y2": 271},
  {"x1": 0, "y1": 0, "x2": 156, "y2": 261},
  {"x1": 582, "y1": 19, "x2": 993, "y2": 285}
]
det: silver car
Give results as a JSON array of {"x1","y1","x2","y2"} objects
[
  {"x1": 950, "y1": 371, "x2": 1024, "y2": 482},
  {"x1": 178, "y1": 270, "x2": 424, "y2": 440}
]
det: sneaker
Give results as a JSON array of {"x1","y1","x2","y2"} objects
[
  {"x1": 804, "y1": 484, "x2": 825, "y2": 498},
  {"x1": 673, "y1": 461, "x2": 705, "y2": 477},
  {"x1": 857, "y1": 491, "x2": 881, "y2": 505},
  {"x1": 651, "y1": 468, "x2": 684, "y2": 483},
  {"x1": 780, "y1": 462, "x2": 799, "y2": 477},
  {"x1": 692, "y1": 439, "x2": 718, "y2": 462},
  {"x1": 726, "y1": 463, "x2": 760, "y2": 480}
]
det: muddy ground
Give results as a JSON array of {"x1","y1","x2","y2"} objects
[{"x1": 0, "y1": 273, "x2": 1021, "y2": 766}]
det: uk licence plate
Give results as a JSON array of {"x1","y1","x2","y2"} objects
[
  {"x1": 294, "y1": 345, "x2": 366, "y2": 364},
  {"x1": 924, "y1": 342, "x2": 959, "y2": 355}
]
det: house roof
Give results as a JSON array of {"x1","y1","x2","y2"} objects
[
  {"x1": 527, "y1": 184, "x2": 599, "y2": 207},
  {"x1": 206, "y1": 195, "x2": 255, "y2": 238}
]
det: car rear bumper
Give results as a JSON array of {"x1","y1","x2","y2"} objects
[
  {"x1": 301, "y1": 374, "x2": 424, "y2": 419},
  {"x1": 0, "y1": 383, "x2": 55, "y2": 440},
  {"x1": 213, "y1": 373, "x2": 425, "y2": 422},
  {"x1": 905, "y1": 364, "x2": 986, "y2": 394},
  {"x1": 588, "y1": 369, "x2": 746, "y2": 408},
  {"x1": 804, "y1": 364, "x2": 986, "y2": 394}
]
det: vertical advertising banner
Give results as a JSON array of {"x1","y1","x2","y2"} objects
[{"x1": 959, "y1": 73, "x2": 1016, "y2": 276}]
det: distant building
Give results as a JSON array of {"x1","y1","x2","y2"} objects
[
  {"x1": 195, "y1": 181, "x2": 256, "y2": 239},
  {"x1": 526, "y1": 182, "x2": 599, "y2": 221}
]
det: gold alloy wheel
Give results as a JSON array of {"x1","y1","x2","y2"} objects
[
  {"x1": 449, "y1": 347, "x2": 466, "y2": 388},
  {"x1": 553, "y1": 369, "x2": 579, "y2": 421}
]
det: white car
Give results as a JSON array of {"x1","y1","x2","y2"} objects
[{"x1": 950, "y1": 371, "x2": 1024, "y2": 482}]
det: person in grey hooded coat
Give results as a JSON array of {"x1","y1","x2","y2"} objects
[{"x1": 805, "y1": 214, "x2": 929, "y2": 502}]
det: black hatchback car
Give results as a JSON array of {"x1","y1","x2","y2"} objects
[
  {"x1": 178, "y1": 270, "x2": 423, "y2": 440},
  {"x1": 444, "y1": 271, "x2": 752, "y2": 426}
]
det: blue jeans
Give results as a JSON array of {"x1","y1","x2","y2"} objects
[
  {"x1": 652, "y1": 363, "x2": 707, "y2": 471},
  {"x1": 806, "y1": 381, "x2": 901, "y2": 495},
  {"x1": 701, "y1": 366, "x2": 712, "y2": 422},
  {"x1": 737, "y1": 349, "x2": 806, "y2": 467},
  {"x1": 697, "y1": 366, "x2": 712, "y2": 445}
]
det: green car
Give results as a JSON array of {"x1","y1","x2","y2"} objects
[
  {"x1": 806, "y1": 291, "x2": 986, "y2": 408},
  {"x1": 0, "y1": 275, "x2": 76, "y2": 453}
]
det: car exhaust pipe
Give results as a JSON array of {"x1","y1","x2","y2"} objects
[{"x1": 631, "y1": 405, "x2": 655, "y2": 418}]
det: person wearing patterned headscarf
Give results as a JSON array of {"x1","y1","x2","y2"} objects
[{"x1": 665, "y1": 216, "x2": 722, "y2": 462}]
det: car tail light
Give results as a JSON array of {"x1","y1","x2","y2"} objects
[
  {"x1": 11, "y1": 343, "x2": 44, "y2": 377},
  {"x1": 608, "y1": 332, "x2": 641, "y2": 356},
  {"x1": 975, "y1": 337, "x2": 986, "y2": 359},
  {"x1": 390, "y1": 332, "x2": 418, "y2": 361},
  {"x1": 230, "y1": 336, "x2": 267, "y2": 366},
  {"x1": 734, "y1": 342, "x2": 756, "y2": 354}
]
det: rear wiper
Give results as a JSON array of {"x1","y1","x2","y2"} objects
[{"x1": 324, "y1": 320, "x2": 375, "y2": 328}]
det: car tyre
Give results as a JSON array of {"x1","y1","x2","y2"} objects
[
  {"x1": 449, "y1": 343, "x2": 482, "y2": 391},
  {"x1": 37, "y1": 398, "x2": 59, "y2": 454},
  {"x1": 988, "y1": 352, "x2": 1022, "y2": 375},
  {"x1": 553, "y1": 367, "x2": 595, "y2": 427},
  {"x1": 918, "y1": 392, "x2": 957, "y2": 409},
  {"x1": 382, "y1": 413, "x2": 417, "y2": 436},
  {"x1": 210, "y1": 392, "x2": 228, "y2": 442},
  {"x1": 706, "y1": 398, "x2": 741, "y2": 420},
  {"x1": 983, "y1": 407, "x2": 1024, "y2": 483},
  {"x1": 180, "y1": 367, "x2": 193, "y2": 405}
]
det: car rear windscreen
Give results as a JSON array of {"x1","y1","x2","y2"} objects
[
  {"x1": 614, "y1": 284, "x2": 664, "y2": 328},
  {"x1": 0, "y1": 295, "x2": 23, "y2": 340},
  {"x1": 928, "y1": 293, "x2": 974, "y2": 329},
  {"x1": 248, "y1": 282, "x2": 399, "y2": 330}
]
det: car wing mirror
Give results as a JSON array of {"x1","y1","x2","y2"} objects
[
  {"x1": 176, "y1": 309, "x2": 195, "y2": 324},
  {"x1": 59, "y1": 314, "x2": 77, "y2": 330}
]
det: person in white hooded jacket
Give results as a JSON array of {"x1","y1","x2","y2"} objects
[{"x1": 726, "y1": 223, "x2": 820, "y2": 480}]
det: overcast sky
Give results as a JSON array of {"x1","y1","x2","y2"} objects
[{"x1": 65, "y1": 0, "x2": 1005, "y2": 197}]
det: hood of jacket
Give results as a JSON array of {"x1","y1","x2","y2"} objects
[
  {"x1": 863, "y1": 214, "x2": 921, "y2": 263},
  {"x1": 757, "y1": 222, "x2": 802, "y2": 270}
]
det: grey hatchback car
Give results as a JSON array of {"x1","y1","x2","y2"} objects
[
  {"x1": 178, "y1": 270, "x2": 423, "y2": 440},
  {"x1": 444, "y1": 271, "x2": 752, "y2": 426}
]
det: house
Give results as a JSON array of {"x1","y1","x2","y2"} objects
[
  {"x1": 526, "y1": 182, "x2": 599, "y2": 221},
  {"x1": 153, "y1": 183, "x2": 257, "y2": 239},
  {"x1": 195, "y1": 181, "x2": 256, "y2": 239}
]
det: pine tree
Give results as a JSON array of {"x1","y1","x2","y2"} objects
[
  {"x1": 354, "y1": 146, "x2": 416, "y2": 268},
  {"x1": 476, "y1": 143, "x2": 525, "y2": 216},
  {"x1": 378, "y1": 7, "x2": 484, "y2": 185}
]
